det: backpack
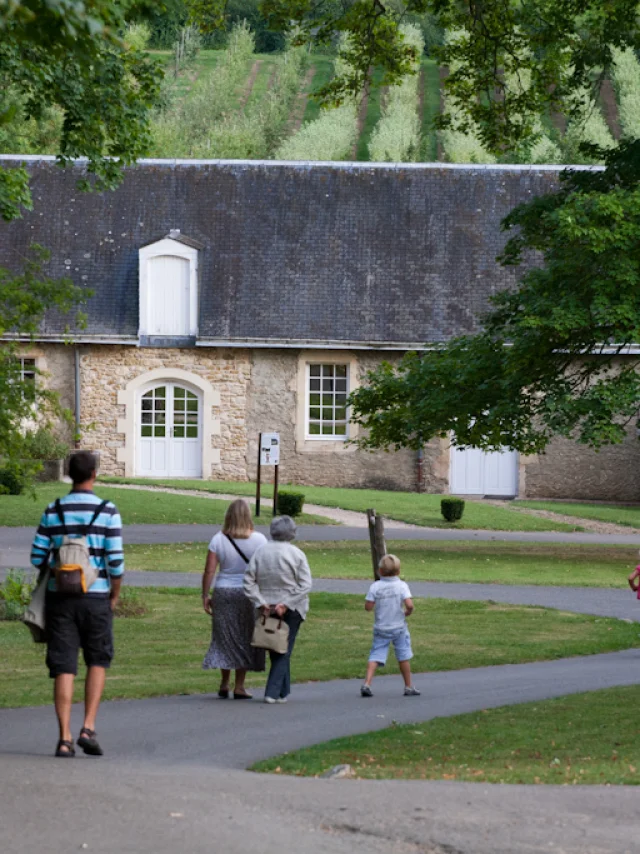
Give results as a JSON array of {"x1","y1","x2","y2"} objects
[{"x1": 53, "y1": 499, "x2": 109, "y2": 594}]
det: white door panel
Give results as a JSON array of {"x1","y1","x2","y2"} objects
[
  {"x1": 148, "y1": 256, "x2": 190, "y2": 336},
  {"x1": 137, "y1": 384, "x2": 202, "y2": 478},
  {"x1": 450, "y1": 444, "x2": 518, "y2": 496}
]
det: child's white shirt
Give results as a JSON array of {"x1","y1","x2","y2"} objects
[{"x1": 365, "y1": 577, "x2": 412, "y2": 633}]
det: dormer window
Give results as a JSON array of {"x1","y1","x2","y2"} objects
[{"x1": 139, "y1": 230, "x2": 202, "y2": 341}]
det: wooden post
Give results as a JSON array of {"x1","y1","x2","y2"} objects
[
  {"x1": 255, "y1": 432, "x2": 262, "y2": 518},
  {"x1": 367, "y1": 508, "x2": 386, "y2": 580},
  {"x1": 273, "y1": 463, "x2": 279, "y2": 517}
]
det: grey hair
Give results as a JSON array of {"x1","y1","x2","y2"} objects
[{"x1": 270, "y1": 515, "x2": 297, "y2": 542}]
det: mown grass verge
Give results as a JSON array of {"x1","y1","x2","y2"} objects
[
  {"x1": 252, "y1": 685, "x2": 640, "y2": 785},
  {"x1": 0, "y1": 484, "x2": 330, "y2": 527},
  {"x1": 99, "y1": 477, "x2": 581, "y2": 532},
  {"x1": 517, "y1": 500, "x2": 640, "y2": 530},
  {"x1": 124, "y1": 540, "x2": 637, "y2": 588},
  {"x1": 2, "y1": 590, "x2": 638, "y2": 708}
]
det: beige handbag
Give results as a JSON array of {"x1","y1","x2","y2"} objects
[{"x1": 251, "y1": 613, "x2": 289, "y2": 654}]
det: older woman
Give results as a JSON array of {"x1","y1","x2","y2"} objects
[
  {"x1": 202, "y1": 499, "x2": 267, "y2": 699},
  {"x1": 243, "y1": 515, "x2": 312, "y2": 704}
]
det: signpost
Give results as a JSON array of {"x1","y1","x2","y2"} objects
[{"x1": 255, "y1": 432, "x2": 280, "y2": 518}]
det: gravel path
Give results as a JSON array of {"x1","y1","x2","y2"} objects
[{"x1": 483, "y1": 498, "x2": 635, "y2": 535}]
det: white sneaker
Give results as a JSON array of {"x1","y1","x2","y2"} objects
[
  {"x1": 276, "y1": 697, "x2": 288, "y2": 704},
  {"x1": 264, "y1": 696, "x2": 276, "y2": 704},
  {"x1": 404, "y1": 686, "x2": 420, "y2": 696}
]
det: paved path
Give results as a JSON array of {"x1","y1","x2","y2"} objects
[
  {"x1": 3, "y1": 522, "x2": 640, "y2": 570},
  {"x1": 2, "y1": 650, "x2": 640, "y2": 853}
]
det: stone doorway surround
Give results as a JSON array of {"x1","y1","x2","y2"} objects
[{"x1": 116, "y1": 367, "x2": 220, "y2": 478}]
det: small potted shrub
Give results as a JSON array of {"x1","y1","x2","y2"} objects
[
  {"x1": 441, "y1": 497, "x2": 465, "y2": 523},
  {"x1": 277, "y1": 491, "x2": 305, "y2": 517},
  {"x1": 21, "y1": 428, "x2": 70, "y2": 482}
]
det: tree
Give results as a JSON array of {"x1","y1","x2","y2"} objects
[
  {"x1": 0, "y1": 247, "x2": 86, "y2": 462},
  {"x1": 258, "y1": 1, "x2": 640, "y2": 453},
  {"x1": 0, "y1": 0, "x2": 164, "y2": 221}
]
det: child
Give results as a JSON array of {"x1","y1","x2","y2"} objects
[
  {"x1": 360, "y1": 553, "x2": 420, "y2": 697},
  {"x1": 628, "y1": 555, "x2": 640, "y2": 598}
]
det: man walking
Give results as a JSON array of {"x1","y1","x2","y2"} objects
[{"x1": 30, "y1": 451, "x2": 124, "y2": 757}]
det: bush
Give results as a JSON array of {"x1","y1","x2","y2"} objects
[
  {"x1": 0, "y1": 461, "x2": 39, "y2": 495},
  {"x1": 19, "y1": 428, "x2": 70, "y2": 461},
  {"x1": 277, "y1": 491, "x2": 305, "y2": 517},
  {"x1": 0, "y1": 570, "x2": 35, "y2": 621},
  {"x1": 440, "y1": 497, "x2": 465, "y2": 523}
]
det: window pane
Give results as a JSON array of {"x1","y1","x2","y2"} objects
[
  {"x1": 322, "y1": 365, "x2": 334, "y2": 377},
  {"x1": 335, "y1": 394, "x2": 347, "y2": 407},
  {"x1": 309, "y1": 407, "x2": 320, "y2": 419},
  {"x1": 156, "y1": 412, "x2": 165, "y2": 424},
  {"x1": 187, "y1": 413, "x2": 198, "y2": 424},
  {"x1": 186, "y1": 426, "x2": 198, "y2": 438},
  {"x1": 308, "y1": 423, "x2": 320, "y2": 435},
  {"x1": 187, "y1": 399, "x2": 198, "y2": 412},
  {"x1": 155, "y1": 398, "x2": 166, "y2": 411},
  {"x1": 322, "y1": 408, "x2": 333, "y2": 420},
  {"x1": 335, "y1": 424, "x2": 347, "y2": 436},
  {"x1": 174, "y1": 412, "x2": 185, "y2": 424},
  {"x1": 335, "y1": 407, "x2": 347, "y2": 420},
  {"x1": 309, "y1": 394, "x2": 320, "y2": 406},
  {"x1": 141, "y1": 425, "x2": 152, "y2": 437},
  {"x1": 309, "y1": 365, "x2": 321, "y2": 377},
  {"x1": 155, "y1": 387, "x2": 166, "y2": 398},
  {"x1": 174, "y1": 426, "x2": 185, "y2": 438},
  {"x1": 322, "y1": 394, "x2": 333, "y2": 406},
  {"x1": 141, "y1": 413, "x2": 152, "y2": 424},
  {"x1": 335, "y1": 365, "x2": 347, "y2": 378},
  {"x1": 321, "y1": 424, "x2": 334, "y2": 435},
  {"x1": 174, "y1": 387, "x2": 185, "y2": 398},
  {"x1": 309, "y1": 379, "x2": 320, "y2": 392},
  {"x1": 335, "y1": 379, "x2": 347, "y2": 392},
  {"x1": 142, "y1": 398, "x2": 152, "y2": 410},
  {"x1": 154, "y1": 426, "x2": 166, "y2": 437},
  {"x1": 322, "y1": 378, "x2": 334, "y2": 391}
]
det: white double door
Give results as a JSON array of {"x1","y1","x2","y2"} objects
[
  {"x1": 137, "y1": 383, "x2": 202, "y2": 478},
  {"x1": 450, "y1": 445, "x2": 518, "y2": 496}
]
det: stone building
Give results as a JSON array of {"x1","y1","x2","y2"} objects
[{"x1": 2, "y1": 155, "x2": 638, "y2": 500}]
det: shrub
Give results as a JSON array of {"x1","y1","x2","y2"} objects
[
  {"x1": 0, "y1": 461, "x2": 39, "y2": 495},
  {"x1": 19, "y1": 428, "x2": 70, "y2": 461},
  {"x1": 611, "y1": 46, "x2": 640, "y2": 139},
  {"x1": 440, "y1": 497, "x2": 465, "y2": 523},
  {"x1": 114, "y1": 588, "x2": 148, "y2": 618},
  {"x1": 277, "y1": 491, "x2": 305, "y2": 517},
  {"x1": 0, "y1": 570, "x2": 35, "y2": 621}
]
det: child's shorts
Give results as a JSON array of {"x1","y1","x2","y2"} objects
[{"x1": 369, "y1": 627, "x2": 413, "y2": 665}]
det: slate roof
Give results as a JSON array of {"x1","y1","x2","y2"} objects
[{"x1": 0, "y1": 156, "x2": 563, "y2": 348}]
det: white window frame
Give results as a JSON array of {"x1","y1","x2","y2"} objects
[
  {"x1": 304, "y1": 362, "x2": 350, "y2": 441},
  {"x1": 138, "y1": 237, "x2": 199, "y2": 337},
  {"x1": 18, "y1": 356, "x2": 37, "y2": 385}
]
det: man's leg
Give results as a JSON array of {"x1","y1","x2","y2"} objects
[
  {"x1": 83, "y1": 666, "x2": 106, "y2": 732},
  {"x1": 54, "y1": 674, "x2": 75, "y2": 744}
]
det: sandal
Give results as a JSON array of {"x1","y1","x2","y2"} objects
[
  {"x1": 233, "y1": 691, "x2": 253, "y2": 700},
  {"x1": 55, "y1": 739, "x2": 75, "y2": 758},
  {"x1": 77, "y1": 727, "x2": 103, "y2": 756}
]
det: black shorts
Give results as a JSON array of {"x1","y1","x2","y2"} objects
[{"x1": 45, "y1": 595, "x2": 114, "y2": 678}]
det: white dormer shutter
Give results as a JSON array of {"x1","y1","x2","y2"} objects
[{"x1": 139, "y1": 236, "x2": 199, "y2": 338}]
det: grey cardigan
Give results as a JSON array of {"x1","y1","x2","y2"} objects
[{"x1": 243, "y1": 541, "x2": 312, "y2": 619}]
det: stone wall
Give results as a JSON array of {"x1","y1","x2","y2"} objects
[
  {"x1": 246, "y1": 349, "x2": 447, "y2": 492},
  {"x1": 77, "y1": 345, "x2": 251, "y2": 479},
  {"x1": 23, "y1": 344, "x2": 75, "y2": 446},
  {"x1": 521, "y1": 424, "x2": 640, "y2": 501}
]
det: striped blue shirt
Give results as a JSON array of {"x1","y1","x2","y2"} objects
[{"x1": 31, "y1": 489, "x2": 125, "y2": 595}]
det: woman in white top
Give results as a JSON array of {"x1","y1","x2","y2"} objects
[{"x1": 202, "y1": 499, "x2": 267, "y2": 699}]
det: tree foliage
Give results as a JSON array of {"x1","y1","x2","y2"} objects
[
  {"x1": 0, "y1": 0, "x2": 164, "y2": 221},
  {"x1": 350, "y1": 141, "x2": 640, "y2": 454}
]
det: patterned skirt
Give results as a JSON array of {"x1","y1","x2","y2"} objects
[{"x1": 202, "y1": 587, "x2": 265, "y2": 672}]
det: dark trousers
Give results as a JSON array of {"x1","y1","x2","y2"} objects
[{"x1": 264, "y1": 609, "x2": 303, "y2": 700}]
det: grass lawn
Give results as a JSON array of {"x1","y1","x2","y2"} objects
[
  {"x1": 517, "y1": 500, "x2": 640, "y2": 530},
  {"x1": 0, "y1": 484, "x2": 329, "y2": 528},
  {"x1": 301, "y1": 56, "x2": 334, "y2": 124},
  {"x1": 124, "y1": 540, "x2": 637, "y2": 588},
  {"x1": 2, "y1": 590, "x2": 639, "y2": 708},
  {"x1": 252, "y1": 685, "x2": 640, "y2": 785},
  {"x1": 99, "y1": 477, "x2": 581, "y2": 532},
  {"x1": 355, "y1": 66, "x2": 386, "y2": 161}
]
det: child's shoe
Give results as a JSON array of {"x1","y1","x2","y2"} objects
[
  {"x1": 403, "y1": 686, "x2": 420, "y2": 696},
  {"x1": 360, "y1": 684, "x2": 373, "y2": 697}
]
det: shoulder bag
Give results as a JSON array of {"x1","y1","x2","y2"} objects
[{"x1": 22, "y1": 567, "x2": 50, "y2": 643}]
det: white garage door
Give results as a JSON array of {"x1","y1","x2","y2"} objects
[{"x1": 450, "y1": 445, "x2": 518, "y2": 497}]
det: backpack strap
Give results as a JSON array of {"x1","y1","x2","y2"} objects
[
  {"x1": 224, "y1": 533, "x2": 250, "y2": 564},
  {"x1": 83, "y1": 500, "x2": 109, "y2": 536},
  {"x1": 54, "y1": 499, "x2": 68, "y2": 535}
]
